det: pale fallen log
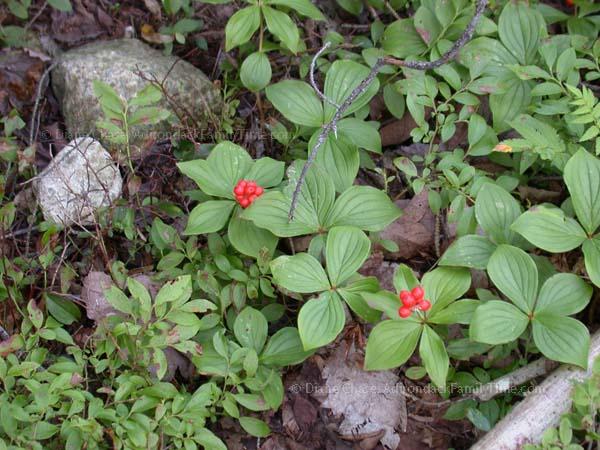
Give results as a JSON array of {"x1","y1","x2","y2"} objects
[
  {"x1": 471, "y1": 330, "x2": 600, "y2": 450},
  {"x1": 472, "y1": 358, "x2": 558, "y2": 402}
]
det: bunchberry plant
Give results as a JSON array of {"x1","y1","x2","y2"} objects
[
  {"x1": 178, "y1": 141, "x2": 284, "y2": 258},
  {"x1": 440, "y1": 181, "x2": 530, "y2": 270},
  {"x1": 364, "y1": 264, "x2": 473, "y2": 388},
  {"x1": 266, "y1": 60, "x2": 382, "y2": 191},
  {"x1": 271, "y1": 226, "x2": 381, "y2": 349},
  {"x1": 470, "y1": 245, "x2": 592, "y2": 368},
  {"x1": 512, "y1": 150, "x2": 600, "y2": 287},
  {"x1": 243, "y1": 160, "x2": 401, "y2": 238}
]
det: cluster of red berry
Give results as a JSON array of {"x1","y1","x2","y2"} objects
[
  {"x1": 398, "y1": 286, "x2": 431, "y2": 318},
  {"x1": 233, "y1": 180, "x2": 264, "y2": 208}
]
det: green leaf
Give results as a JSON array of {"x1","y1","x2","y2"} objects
[
  {"x1": 261, "y1": 327, "x2": 314, "y2": 366},
  {"x1": 244, "y1": 157, "x2": 285, "y2": 188},
  {"x1": 419, "y1": 326, "x2": 449, "y2": 388},
  {"x1": 564, "y1": 149, "x2": 600, "y2": 234},
  {"x1": 489, "y1": 74, "x2": 532, "y2": 131},
  {"x1": 535, "y1": 274, "x2": 592, "y2": 316},
  {"x1": 512, "y1": 206, "x2": 587, "y2": 252},
  {"x1": 184, "y1": 200, "x2": 235, "y2": 234},
  {"x1": 45, "y1": 294, "x2": 81, "y2": 325},
  {"x1": 104, "y1": 286, "x2": 132, "y2": 315},
  {"x1": 265, "y1": 80, "x2": 323, "y2": 127},
  {"x1": 498, "y1": 2, "x2": 545, "y2": 65},
  {"x1": 532, "y1": 314, "x2": 589, "y2": 368},
  {"x1": 383, "y1": 83, "x2": 405, "y2": 119},
  {"x1": 470, "y1": 300, "x2": 529, "y2": 344},
  {"x1": 422, "y1": 267, "x2": 471, "y2": 316},
  {"x1": 268, "y1": 0, "x2": 325, "y2": 20},
  {"x1": 243, "y1": 161, "x2": 333, "y2": 237},
  {"x1": 287, "y1": 161, "x2": 336, "y2": 224},
  {"x1": 439, "y1": 235, "x2": 496, "y2": 270},
  {"x1": 227, "y1": 211, "x2": 278, "y2": 258},
  {"x1": 240, "y1": 52, "x2": 272, "y2": 92},
  {"x1": 362, "y1": 290, "x2": 402, "y2": 320},
  {"x1": 271, "y1": 253, "x2": 330, "y2": 293},
  {"x1": 327, "y1": 186, "x2": 401, "y2": 231},
  {"x1": 429, "y1": 300, "x2": 480, "y2": 325},
  {"x1": 242, "y1": 191, "x2": 317, "y2": 237},
  {"x1": 311, "y1": 132, "x2": 359, "y2": 192},
  {"x1": 239, "y1": 417, "x2": 271, "y2": 438},
  {"x1": 338, "y1": 288, "x2": 381, "y2": 323},
  {"x1": 475, "y1": 183, "x2": 523, "y2": 245},
  {"x1": 392, "y1": 264, "x2": 419, "y2": 293},
  {"x1": 382, "y1": 19, "x2": 428, "y2": 58},
  {"x1": 325, "y1": 226, "x2": 370, "y2": 287},
  {"x1": 583, "y1": 238, "x2": 600, "y2": 287},
  {"x1": 127, "y1": 278, "x2": 152, "y2": 322},
  {"x1": 337, "y1": 119, "x2": 382, "y2": 153},
  {"x1": 225, "y1": 6, "x2": 261, "y2": 51},
  {"x1": 234, "y1": 307, "x2": 268, "y2": 353},
  {"x1": 92, "y1": 80, "x2": 124, "y2": 116},
  {"x1": 177, "y1": 141, "x2": 253, "y2": 199},
  {"x1": 155, "y1": 275, "x2": 192, "y2": 308},
  {"x1": 262, "y1": 6, "x2": 300, "y2": 53},
  {"x1": 487, "y1": 245, "x2": 538, "y2": 313},
  {"x1": 233, "y1": 393, "x2": 270, "y2": 411},
  {"x1": 364, "y1": 319, "x2": 422, "y2": 370},
  {"x1": 194, "y1": 429, "x2": 227, "y2": 450},
  {"x1": 130, "y1": 84, "x2": 162, "y2": 107},
  {"x1": 323, "y1": 60, "x2": 380, "y2": 122},
  {"x1": 298, "y1": 291, "x2": 346, "y2": 350}
]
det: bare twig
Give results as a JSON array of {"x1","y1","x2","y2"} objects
[
  {"x1": 30, "y1": 61, "x2": 58, "y2": 147},
  {"x1": 288, "y1": 0, "x2": 488, "y2": 220},
  {"x1": 471, "y1": 358, "x2": 558, "y2": 402},
  {"x1": 309, "y1": 42, "x2": 339, "y2": 109}
]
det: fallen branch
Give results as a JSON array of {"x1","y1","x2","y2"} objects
[
  {"x1": 288, "y1": 0, "x2": 489, "y2": 220},
  {"x1": 471, "y1": 358, "x2": 559, "y2": 402},
  {"x1": 471, "y1": 330, "x2": 600, "y2": 450}
]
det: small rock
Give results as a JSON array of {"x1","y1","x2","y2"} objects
[
  {"x1": 34, "y1": 137, "x2": 122, "y2": 226},
  {"x1": 51, "y1": 38, "x2": 221, "y2": 151}
]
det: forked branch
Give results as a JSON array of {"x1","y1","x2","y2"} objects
[{"x1": 288, "y1": 0, "x2": 489, "y2": 220}]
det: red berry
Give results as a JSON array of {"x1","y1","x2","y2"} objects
[
  {"x1": 398, "y1": 306, "x2": 412, "y2": 318},
  {"x1": 399, "y1": 290, "x2": 411, "y2": 302},
  {"x1": 418, "y1": 300, "x2": 431, "y2": 311},
  {"x1": 405, "y1": 295, "x2": 418, "y2": 308},
  {"x1": 566, "y1": 0, "x2": 574, "y2": 6},
  {"x1": 234, "y1": 179, "x2": 265, "y2": 208},
  {"x1": 411, "y1": 286, "x2": 424, "y2": 300}
]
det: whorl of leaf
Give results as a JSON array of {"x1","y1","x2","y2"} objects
[{"x1": 288, "y1": 0, "x2": 489, "y2": 221}]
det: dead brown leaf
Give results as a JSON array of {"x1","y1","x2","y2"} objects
[{"x1": 380, "y1": 190, "x2": 435, "y2": 260}]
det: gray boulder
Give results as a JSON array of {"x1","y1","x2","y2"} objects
[
  {"x1": 34, "y1": 137, "x2": 122, "y2": 226},
  {"x1": 51, "y1": 38, "x2": 221, "y2": 151}
]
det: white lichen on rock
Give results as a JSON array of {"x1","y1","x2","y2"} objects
[{"x1": 34, "y1": 137, "x2": 122, "y2": 226}]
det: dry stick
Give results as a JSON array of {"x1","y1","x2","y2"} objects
[
  {"x1": 29, "y1": 61, "x2": 58, "y2": 147},
  {"x1": 470, "y1": 358, "x2": 559, "y2": 402},
  {"x1": 471, "y1": 330, "x2": 600, "y2": 450},
  {"x1": 288, "y1": 0, "x2": 489, "y2": 220}
]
